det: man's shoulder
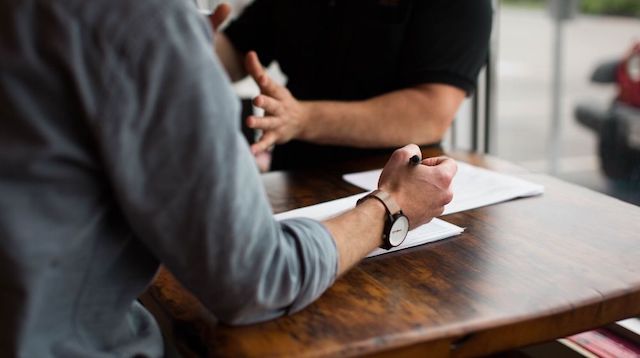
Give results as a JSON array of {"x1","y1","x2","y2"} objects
[{"x1": 54, "y1": 0, "x2": 199, "y2": 47}]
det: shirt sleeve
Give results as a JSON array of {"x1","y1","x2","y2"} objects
[
  {"x1": 223, "y1": 0, "x2": 277, "y2": 66},
  {"x1": 398, "y1": 0, "x2": 493, "y2": 95},
  {"x1": 89, "y1": 0, "x2": 337, "y2": 325}
]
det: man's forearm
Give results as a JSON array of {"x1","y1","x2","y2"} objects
[
  {"x1": 225, "y1": 47, "x2": 467, "y2": 153},
  {"x1": 300, "y1": 84, "x2": 465, "y2": 148},
  {"x1": 323, "y1": 198, "x2": 386, "y2": 275}
]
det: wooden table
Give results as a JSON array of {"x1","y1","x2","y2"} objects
[{"x1": 143, "y1": 148, "x2": 640, "y2": 357}]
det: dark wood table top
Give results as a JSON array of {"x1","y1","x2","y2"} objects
[{"x1": 143, "y1": 149, "x2": 640, "y2": 357}]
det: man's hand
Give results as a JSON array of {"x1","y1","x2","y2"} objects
[
  {"x1": 324, "y1": 144, "x2": 456, "y2": 274},
  {"x1": 244, "y1": 51, "x2": 310, "y2": 154},
  {"x1": 378, "y1": 144, "x2": 456, "y2": 229}
]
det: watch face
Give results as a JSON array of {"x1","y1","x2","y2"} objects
[{"x1": 388, "y1": 215, "x2": 409, "y2": 247}]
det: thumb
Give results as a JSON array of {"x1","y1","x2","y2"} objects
[{"x1": 208, "y1": 3, "x2": 231, "y2": 32}]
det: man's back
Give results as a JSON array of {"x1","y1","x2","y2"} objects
[
  {"x1": 0, "y1": 0, "x2": 179, "y2": 355},
  {"x1": 0, "y1": 0, "x2": 344, "y2": 355}
]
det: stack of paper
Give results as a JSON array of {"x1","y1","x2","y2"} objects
[
  {"x1": 275, "y1": 193, "x2": 464, "y2": 258},
  {"x1": 275, "y1": 161, "x2": 543, "y2": 258},
  {"x1": 343, "y1": 162, "x2": 544, "y2": 215}
]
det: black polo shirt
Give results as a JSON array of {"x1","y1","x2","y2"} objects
[{"x1": 225, "y1": 0, "x2": 493, "y2": 170}]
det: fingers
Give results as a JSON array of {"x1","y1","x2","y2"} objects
[
  {"x1": 256, "y1": 72, "x2": 287, "y2": 98},
  {"x1": 398, "y1": 143, "x2": 421, "y2": 160},
  {"x1": 245, "y1": 52, "x2": 288, "y2": 98},
  {"x1": 387, "y1": 145, "x2": 456, "y2": 183},
  {"x1": 254, "y1": 151, "x2": 271, "y2": 172},
  {"x1": 388, "y1": 143, "x2": 421, "y2": 167},
  {"x1": 250, "y1": 132, "x2": 279, "y2": 154},
  {"x1": 378, "y1": 145, "x2": 458, "y2": 227},
  {"x1": 425, "y1": 164, "x2": 456, "y2": 191},
  {"x1": 425, "y1": 156, "x2": 457, "y2": 174},
  {"x1": 253, "y1": 95, "x2": 281, "y2": 115},
  {"x1": 246, "y1": 115, "x2": 281, "y2": 130},
  {"x1": 245, "y1": 51, "x2": 265, "y2": 82},
  {"x1": 421, "y1": 156, "x2": 449, "y2": 166},
  {"x1": 209, "y1": 3, "x2": 231, "y2": 31},
  {"x1": 411, "y1": 155, "x2": 457, "y2": 190},
  {"x1": 432, "y1": 158, "x2": 457, "y2": 187}
]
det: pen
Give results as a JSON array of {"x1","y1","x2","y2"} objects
[{"x1": 409, "y1": 155, "x2": 421, "y2": 166}]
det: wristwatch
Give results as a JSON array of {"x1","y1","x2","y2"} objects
[{"x1": 357, "y1": 190, "x2": 410, "y2": 250}]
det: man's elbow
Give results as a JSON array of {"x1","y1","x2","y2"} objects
[
  {"x1": 433, "y1": 114, "x2": 455, "y2": 141},
  {"x1": 205, "y1": 281, "x2": 288, "y2": 326},
  {"x1": 215, "y1": 306, "x2": 283, "y2": 326},
  {"x1": 411, "y1": 84, "x2": 464, "y2": 144},
  {"x1": 412, "y1": 113, "x2": 455, "y2": 145}
]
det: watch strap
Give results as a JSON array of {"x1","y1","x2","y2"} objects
[
  {"x1": 357, "y1": 190, "x2": 408, "y2": 250},
  {"x1": 368, "y1": 190, "x2": 401, "y2": 215},
  {"x1": 357, "y1": 189, "x2": 401, "y2": 216}
]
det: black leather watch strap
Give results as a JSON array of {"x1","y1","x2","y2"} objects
[{"x1": 357, "y1": 190, "x2": 407, "y2": 249}]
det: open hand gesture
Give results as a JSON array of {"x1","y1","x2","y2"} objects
[{"x1": 244, "y1": 51, "x2": 309, "y2": 155}]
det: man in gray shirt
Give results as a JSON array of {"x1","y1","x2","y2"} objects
[{"x1": 0, "y1": 0, "x2": 456, "y2": 356}]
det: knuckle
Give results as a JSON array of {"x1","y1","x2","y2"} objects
[
  {"x1": 435, "y1": 169, "x2": 454, "y2": 188},
  {"x1": 443, "y1": 168, "x2": 455, "y2": 185},
  {"x1": 442, "y1": 189, "x2": 454, "y2": 205},
  {"x1": 432, "y1": 170, "x2": 446, "y2": 187},
  {"x1": 247, "y1": 116, "x2": 258, "y2": 127},
  {"x1": 253, "y1": 96, "x2": 263, "y2": 106},
  {"x1": 443, "y1": 160, "x2": 457, "y2": 181},
  {"x1": 392, "y1": 147, "x2": 412, "y2": 161},
  {"x1": 450, "y1": 158, "x2": 458, "y2": 171},
  {"x1": 406, "y1": 143, "x2": 420, "y2": 153},
  {"x1": 443, "y1": 173, "x2": 454, "y2": 186},
  {"x1": 390, "y1": 149, "x2": 404, "y2": 161},
  {"x1": 259, "y1": 75, "x2": 269, "y2": 86}
]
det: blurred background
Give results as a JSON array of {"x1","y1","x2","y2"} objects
[
  {"x1": 226, "y1": 0, "x2": 640, "y2": 206},
  {"x1": 492, "y1": 0, "x2": 640, "y2": 206}
]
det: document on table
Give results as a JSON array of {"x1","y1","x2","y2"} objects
[
  {"x1": 275, "y1": 193, "x2": 464, "y2": 258},
  {"x1": 343, "y1": 162, "x2": 544, "y2": 215}
]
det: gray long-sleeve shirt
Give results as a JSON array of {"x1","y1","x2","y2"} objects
[{"x1": 0, "y1": 0, "x2": 338, "y2": 356}]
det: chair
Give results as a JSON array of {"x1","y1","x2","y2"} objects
[{"x1": 449, "y1": 0, "x2": 499, "y2": 154}]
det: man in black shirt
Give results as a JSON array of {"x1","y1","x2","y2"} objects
[{"x1": 216, "y1": 0, "x2": 493, "y2": 170}]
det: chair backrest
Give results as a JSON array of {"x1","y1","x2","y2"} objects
[{"x1": 449, "y1": 0, "x2": 499, "y2": 154}]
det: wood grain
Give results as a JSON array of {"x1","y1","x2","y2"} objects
[{"x1": 143, "y1": 149, "x2": 640, "y2": 357}]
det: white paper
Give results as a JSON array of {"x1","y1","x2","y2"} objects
[
  {"x1": 366, "y1": 218, "x2": 463, "y2": 258},
  {"x1": 275, "y1": 193, "x2": 464, "y2": 258},
  {"x1": 343, "y1": 162, "x2": 544, "y2": 215}
]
